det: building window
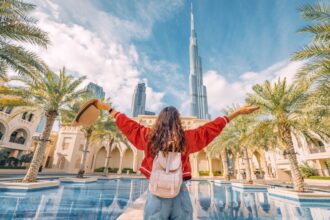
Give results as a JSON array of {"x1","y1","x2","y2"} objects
[
  {"x1": 62, "y1": 137, "x2": 72, "y2": 150},
  {"x1": 28, "y1": 113, "x2": 34, "y2": 122},
  {"x1": 0, "y1": 107, "x2": 4, "y2": 111},
  {"x1": 22, "y1": 112, "x2": 27, "y2": 120},
  {"x1": 9, "y1": 129, "x2": 27, "y2": 145},
  {"x1": 5, "y1": 107, "x2": 13, "y2": 114},
  {"x1": 0, "y1": 123, "x2": 5, "y2": 140}
]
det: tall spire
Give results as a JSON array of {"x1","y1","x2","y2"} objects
[
  {"x1": 190, "y1": 3, "x2": 195, "y2": 31},
  {"x1": 188, "y1": 3, "x2": 210, "y2": 120}
]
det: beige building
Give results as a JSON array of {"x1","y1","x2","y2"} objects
[
  {"x1": 52, "y1": 114, "x2": 330, "y2": 180},
  {"x1": 29, "y1": 132, "x2": 58, "y2": 168},
  {"x1": 0, "y1": 106, "x2": 43, "y2": 158}
]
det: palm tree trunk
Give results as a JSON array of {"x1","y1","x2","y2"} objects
[
  {"x1": 23, "y1": 113, "x2": 56, "y2": 182},
  {"x1": 103, "y1": 138, "x2": 114, "y2": 176},
  {"x1": 282, "y1": 128, "x2": 304, "y2": 191},
  {"x1": 221, "y1": 149, "x2": 230, "y2": 180},
  {"x1": 243, "y1": 147, "x2": 253, "y2": 184},
  {"x1": 77, "y1": 130, "x2": 92, "y2": 178}
]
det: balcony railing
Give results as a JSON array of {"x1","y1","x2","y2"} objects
[{"x1": 309, "y1": 146, "x2": 326, "y2": 154}]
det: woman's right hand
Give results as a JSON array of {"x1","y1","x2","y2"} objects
[{"x1": 95, "y1": 100, "x2": 111, "y2": 111}]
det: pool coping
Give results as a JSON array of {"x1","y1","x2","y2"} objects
[
  {"x1": 59, "y1": 177, "x2": 98, "y2": 183},
  {"x1": 231, "y1": 182, "x2": 269, "y2": 189},
  {"x1": 0, "y1": 180, "x2": 60, "y2": 192},
  {"x1": 268, "y1": 188, "x2": 330, "y2": 202}
]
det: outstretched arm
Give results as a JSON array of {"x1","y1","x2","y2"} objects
[
  {"x1": 186, "y1": 104, "x2": 259, "y2": 153},
  {"x1": 95, "y1": 100, "x2": 149, "y2": 150}
]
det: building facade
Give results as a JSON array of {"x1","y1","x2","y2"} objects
[
  {"x1": 0, "y1": 107, "x2": 42, "y2": 158},
  {"x1": 131, "y1": 83, "x2": 146, "y2": 117},
  {"x1": 87, "y1": 82, "x2": 105, "y2": 100},
  {"x1": 52, "y1": 114, "x2": 330, "y2": 180},
  {"x1": 189, "y1": 5, "x2": 210, "y2": 120}
]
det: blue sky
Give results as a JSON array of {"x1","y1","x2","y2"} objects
[{"x1": 29, "y1": 0, "x2": 313, "y2": 118}]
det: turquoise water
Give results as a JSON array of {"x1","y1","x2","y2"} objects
[
  {"x1": 0, "y1": 179, "x2": 329, "y2": 219},
  {"x1": 187, "y1": 181, "x2": 330, "y2": 220},
  {"x1": 0, "y1": 179, "x2": 148, "y2": 219}
]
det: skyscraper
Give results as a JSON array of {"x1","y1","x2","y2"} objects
[
  {"x1": 189, "y1": 4, "x2": 210, "y2": 120},
  {"x1": 87, "y1": 82, "x2": 105, "y2": 100},
  {"x1": 131, "y1": 82, "x2": 146, "y2": 117}
]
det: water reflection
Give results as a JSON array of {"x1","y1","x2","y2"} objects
[
  {"x1": 187, "y1": 181, "x2": 330, "y2": 220},
  {"x1": 0, "y1": 179, "x2": 148, "y2": 220}
]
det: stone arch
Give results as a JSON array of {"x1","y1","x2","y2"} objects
[
  {"x1": 109, "y1": 147, "x2": 121, "y2": 169},
  {"x1": 58, "y1": 156, "x2": 66, "y2": 169},
  {"x1": 211, "y1": 158, "x2": 222, "y2": 176},
  {"x1": 122, "y1": 148, "x2": 134, "y2": 170},
  {"x1": 0, "y1": 121, "x2": 6, "y2": 141},
  {"x1": 9, "y1": 128, "x2": 28, "y2": 145},
  {"x1": 227, "y1": 150, "x2": 235, "y2": 176},
  {"x1": 94, "y1": 146, "x2": 107, "y2": 169},
  {"x1": 252, "y1": 150, "x2": 263, "y2": 179},
  {"x1": 197, "y1": 151, "x2": 209, "y2": 175}
]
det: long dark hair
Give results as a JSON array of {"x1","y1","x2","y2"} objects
[{"x1": 148, "y1": 106, "x2": 185, "y2": 157}]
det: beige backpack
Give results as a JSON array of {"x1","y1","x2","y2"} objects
[{"x1": 149, "y1": 150, "x2": 183, "y2": 198}]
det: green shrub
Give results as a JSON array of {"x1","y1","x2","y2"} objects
[
  {"x1": 199, "y1": 171, "x2": 209, "y2": 176},
  {"x1": 300, "y1": 163, "x2": 317, "y2": 178},
  {"x1": 94, "y1": 167, "x2": 120, "y2": 173},
  {"x1": 122, "y1": 168, "x2": 136, "y2": 174},
  {"x1": 94, "y1": 167, "x2": 105, "y2": 172},
  {"x1": 213, "y1": 171, "x2": 222, "y2": 176},
  {"x1": 308, "y1": 176, "x2": 330, "y2": 180}
]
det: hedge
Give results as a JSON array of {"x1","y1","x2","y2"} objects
[
  {"x1": 307, "y1": 176, "x2": 330, "y2": 180},
  {"x1": 199, "y1": 171, "x2": 209, "y2": 176}
]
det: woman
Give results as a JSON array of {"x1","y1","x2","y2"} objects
[{"x1": 95, "y1": 101, "x2": 258, "y2": 220}]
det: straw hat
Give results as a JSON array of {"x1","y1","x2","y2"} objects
[{"x1": 72, "y1": 99, "x2": 100, "y2": 127}]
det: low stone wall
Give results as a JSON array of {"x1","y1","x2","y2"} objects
[{"x1": 305, "y1": 179, "x2": 330, "y2": 186}]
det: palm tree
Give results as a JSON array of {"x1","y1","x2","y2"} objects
[
  {"x1": 208, "y1": 105, "x2": 258, "y2": 183},
  {"x1": 246, "y1": 78, "x2": 329, "y2": 191},
  {"x1": 0, "y1": 68, "x2": 87, "y2": 182},
  {"x1": 292, "y1": 1, "x2": 330, "y2": 111},
  {"x1": 91, "y1": 115, "x2": 127, "y2": 176},
  {"x1": 0, "y1": 0, "x2": 49, "y2": 81}
]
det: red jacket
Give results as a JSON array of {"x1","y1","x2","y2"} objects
[{"x1": 114, "y1": 112, "x2": 229, "y2": 180}]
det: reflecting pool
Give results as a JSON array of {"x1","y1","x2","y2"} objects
[
  {"x1": 187, "y1": 181, "x2": 330, "y2": 220},
  {"x1": 0, "y1": 179, "x2": 329, "y2": 219},
  {"x1": 0, "y1": 178, "x2": 148, "y2": 220}
]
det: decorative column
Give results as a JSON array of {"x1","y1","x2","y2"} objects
[
  {"x1": 207, "y1": 155, "x2": 214, "y2": 177},
  {"x1": 261, "y1": 152, "x2": 271, "y2": 179},
  {"x1": 248, "y1": 150, "x2": 257, "y2": 180},
  {"x1": 221, "y1": 149, "x2": 229, "y2": 180},
  {"x1": 191, "y1": 154, "x2": 199, "y2": 178},
  {"x1": 117, "y1": 152, "x2": 124, "y2": 174}
]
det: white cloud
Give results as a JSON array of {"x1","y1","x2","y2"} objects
[
  {"x1": 204, "y1": 61, "x2": 304, "y2": 117},
  {"x1": 25, "y1": 0, "x2": 183, "y2": 114}
]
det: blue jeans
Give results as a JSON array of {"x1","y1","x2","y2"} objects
[{"x1": 144, "y1": 183, "x2": 193, "y2": 220}]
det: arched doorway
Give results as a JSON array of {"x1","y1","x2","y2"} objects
[
  {"x1": 58, "y1": 156, "x2": 66, "y2": 169},
  {"x1": 109, "y1": 147, "x2": 121, "y2": 170},
  {"x1": 9, "y1": 128, "x2": 27, "y2": 145},
  {"x1": 0, "y1": 122, "x2": 5, "y2": 140},
  {"x1": 94, "y1": 147, "x2": 106, "y2": 169},
  {"x1": 212, "y1": 158, "x2": 222, "y2": 176},
  {"x1": 122, "y1": 148, "x2": 134, "y2": 172},
  {"x1": 197, "y1": 151, "x2": 209, "y2": 176},
  {"x1": 252, "y1": 151, "x2": 263, "y2": 179}
]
